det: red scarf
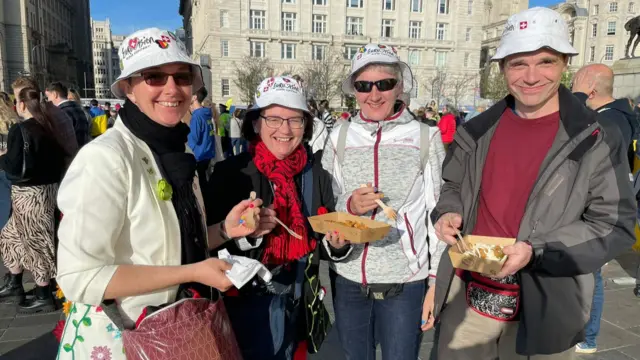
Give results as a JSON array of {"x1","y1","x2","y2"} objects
[{"x1": 251, "y1": 141, "x2": 315, "y2": 264}]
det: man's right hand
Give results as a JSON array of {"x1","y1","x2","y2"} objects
[
  {"x1": 435, "y1": 212, "x2": 463, "y2": 246},
  {"x1": 349, "y1": 183, "x2": 383, "y2": 215}
]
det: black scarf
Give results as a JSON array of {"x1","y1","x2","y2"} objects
[{"x1": 120, "y1": 100, "x2": 208, "y2": 293}]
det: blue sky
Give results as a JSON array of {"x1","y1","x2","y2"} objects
[
  {"x1": 91, "y1": 0, "x2": 559, "y2": 36},
  {"x1": 90, "y1": 0, "x2": 183, "y2": 36}
]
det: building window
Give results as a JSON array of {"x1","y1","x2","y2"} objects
[
  {"x1": 281, "y1": 43, "x2": 296, "y2": 59},
  {"x1": 629, "y1": 2, "x2": 635, "y2": 12},
  {"x1": 609, "y1": 2, "x2": 618, "y2": 12},
  {"x1": 467, "y1": 0, "x2": 473, "y2": 14},
  {"x1": 465, "y1": 27, "x2": 471, "y2": 41},
  {"x1": 409, "y1": 21, "x2": 422, "y2": 39},
  {"x1": 221, "y1": 40, "x2": 229, "y2": 57},
  {"x1": 313, "y1": 14, "x2": 327, "y2": 33},
  {"x1": 607, "y1": 21, "x2": 616, "y2": 35},
  {"x1": 383, "y1": 0, "x2": 395, "y2": 10},
  {"x1": 408, "y1": 49, "x2": 420, "y2": 65},
  {"x1": 347, "y1": 0, "x2": 363, "y2": 8},
  {"x1": 314, "y1": 0, "x2": 327, "y2": 4},
  {"x1": 439, "y1": 0, "x2": 449, "y2": 14},
  {"x1": 464, "y1": 53, "x2": 470, "y2": 67},
  {"x1": 592, "y1": 23, "x2": 597, "y2": 37},
  {"x1": 589, "y1": 46, "x2": 595, "y2": 62},
  {"x1": 312, "y1": 45, "x2": 326, "y2": 60},
  {"x1": 346, "y1": 17, "x2": 364, "y2": 35},
  {"x1": 220, "y1": 10, "x2": 229, "y2": 28},
  {"x1": 283, "y1": 0, "x2": 295, "y2": 3},
  {"x1": 605, "y1": 45, "x2": 614, "y2": 60},
  {"x1": 282, "y1": 12, "x2": 297, "y2": 32},
  {"x1": 344, "y1": 46, "x2": 359, "y2": 59},
  {"x1": 221, "y1": 79, "x2": 230, "y2": 96},
  {"x1": 250, "y1": 41, "x2": 265, "y2": 57},
  {"x1": 436, "y1": 23, "x2": 446, "y2": 40},
  {"x1": 250, "y1": 10, "x2": 266, "y2": 29},
  {"x1": 381, "y1": 19, "x2": 395, "y2": 37},
  {"x1": 435, "y1": 51, "x2": 447, "y2": 67},
  {"x1": 411, "y1": 0, "x2": 422, "y2": 12},
  {"x1": 594, "y1": 4, "x2": 599, "y2": 14}
]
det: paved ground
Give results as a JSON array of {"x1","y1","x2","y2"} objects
[{"x1": 0, "y1": 252, "x2": 637, "y2": 359}]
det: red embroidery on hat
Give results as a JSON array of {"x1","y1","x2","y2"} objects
[
  {"x1": 155, "y1": 39, "x2": 169, "y2": 49},
  {"x1": 128, "y1": 37, "x2": 139, "y2": 49},
  {"x1": 161, "y1": 35, "x2": 171, "y2": 43},
  {"x1": 519, "y1": 21, "x2": 528, "y2": 30}
]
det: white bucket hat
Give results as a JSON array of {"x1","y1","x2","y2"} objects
[
  {"x1": 342, "y1": 44, "x2": 414, "y2": 95},
  {"x1": 110, "y1": 27, "x2": 204, "y2": 99},
  {"x1": 247, "y1": 76, "x2": 310, "y2": 116},
  {"x1": 492, "y1": 7, "x2": 578, "y2": 61}
]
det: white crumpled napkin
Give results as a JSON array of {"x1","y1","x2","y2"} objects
[{"x1": 218, "y1": 249, "x2": 273, "y2": 289}]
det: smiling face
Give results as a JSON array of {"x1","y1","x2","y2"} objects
[
  {"x1": 254, "y1": 105, "x2": 305, "y2": 160},
  {"x1": 353, "y1": 65, "x2": 402, "y2": 121},
  {"x1": 501, "y1": 48, "x2": 567, "y2": 117},
  {"x1": 122, "y1": 63, "x2": 192, "y2": 127}
]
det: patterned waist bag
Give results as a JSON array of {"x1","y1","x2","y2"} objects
[{"x1": 458, "y1": 269, "x2": 521, "y2": 321}]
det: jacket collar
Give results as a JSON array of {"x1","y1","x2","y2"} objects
[
  {"x1": 352, "y1": 103, "x2": 415, "y2": 133},
  {"x1": 462, "y1": 85, "x2": 596, "y2": 143}
]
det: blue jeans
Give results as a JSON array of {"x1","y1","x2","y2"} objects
[
  {"x1": 584, "y1": 268, "x2": 604, "y2": 347},
  {"x1": 330, "y1": 271, "x2": 425, "y2": 360}
]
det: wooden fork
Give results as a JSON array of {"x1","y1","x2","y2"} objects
[
  {"x1": 359, "y1": 184, "x2": 398, "y2": 221},
  {"x1": 450, "y1": 221, "x2": 470, "y2": 253},
  {"x1": 250, "y1": 191, "x2": 303, "y2": 239}
]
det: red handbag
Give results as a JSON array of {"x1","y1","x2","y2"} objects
[{"x1": 104, "y1": 295, "x2": 243, "y2": 360}]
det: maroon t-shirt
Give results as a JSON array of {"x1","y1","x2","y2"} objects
[{"x1": 473, "y1": 109, "x2": 560, "y2": 239}]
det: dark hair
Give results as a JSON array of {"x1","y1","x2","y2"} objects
[
  {"x1": 0, "y1": 92, "x2": 10, "y2": 104},
  {"x1": 233, "y1": 108, "x2": 243, "y2": 118},
  {"x1": 105, "y1": 102, "x2": 111, "y2": 107},
  {"x1": 319, "y1": 100, "x2": 329, "y2": 108},
  {"x1": 90, "y1": 99, "x2": 99, "y2": 107},
  {"x1": 307, "y1": 99, "x2": 318, "y2": 117},
  {"x1": 45, "y1": 82, "x2": 68, "y2": 98},
  {"x1": 17, "y1": 87, "x2": 67, "y2": 154},
  {"x1": 241, "y1": 107, "x2": 314, "y2": 143},
  {"x1": 195, "y1": 87, "x2": 208, "y2": 104}
]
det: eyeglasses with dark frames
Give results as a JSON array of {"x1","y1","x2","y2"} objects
[
  {"x1": 130, "y1": 72, "x2": 194, "y2": 87},
  {"x1": 259, "y1": 115, "x2": 305, "y2": 129}
]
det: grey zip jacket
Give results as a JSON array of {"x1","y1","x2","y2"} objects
[{"x1": 431, "y1": 86, "x2": 637, "y2": 355}]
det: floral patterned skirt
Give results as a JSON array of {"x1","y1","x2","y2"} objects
[{"x1": 56, "y1": 302, "x2": 125, "y2": 360}]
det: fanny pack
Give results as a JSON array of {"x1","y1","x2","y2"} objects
[
  {"x1": 360, "y1": 283, "x2": 405, "y2": 300},
  {"x1": 459, "y1": 270, "x2": 520, "y2": 321}
]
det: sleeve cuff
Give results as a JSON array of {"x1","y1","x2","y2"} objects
[
  {"x1": 76, "y1": 264, "x2": 118, "y2": 305},
  {"x1": 427, "y1": 274, "x2": 437, "y2": 287},
  {"x1": 322, "y1": 237, "x2": 353, "y2": 261},
  {"x1": 235, "y1": 236, "x2": 263, "y2": 251},
  {"x1": 524, "y1": 240, "x2": 544, "y2": 271},
  {"x1": 346, "y1": 196, "x2": 356, "y2": 215}
]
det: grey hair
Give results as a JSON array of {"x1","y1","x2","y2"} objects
[{"x1": 353, "y1": 63, "x2": 403, "y2": 83}]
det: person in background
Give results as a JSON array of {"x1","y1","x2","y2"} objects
[
  {"x1": 432, "y1": 7, "x2": 636, "y2": 359},
  {"x1": 104, "y1": 101, "x2": 111, "y2": 114},
  {"x1": 571, "y1": 63, "x2": 639, "y2": 354},
  {"x1": 230, "y1": 108, "x2": 247, "y2": 155},
  {"x1": 218, "y1": 104, "x2": 232, "y2": 158},
  {"x1": 0, "y1": 92, "x2": 17, "y2": 230},
  {"x1": 108, "y1": 108, "x2": 118, "y2": 128},
  {"x1": 45, "y1": 82, "x2": 90, "y2": 148},
  {"x1": 438, "y1": 104, "x2": 456, "y2": 149},
  {"x1": 89, "y1": 99, "x2": 104, "y2": 118},
  {"x1": 12, "y1": 77, "x2": 78, "y2": 159},
  {"x1": 188, "y1": 87, "x2": 216, "y2": 193},
  {"x1": 68, "y1": 89, "x2": 93, "y2": 133},
  {"x1": 0, "y1": 87, "x2": 68, "y2": 313},
  {"x1": 318, "y1": 100, "x2": 335, "y2": 133},
  {"x1": 464, "y1": 105, "x2": 486, "y2": 122}
]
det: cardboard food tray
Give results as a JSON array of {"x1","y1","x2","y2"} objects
[
  {"x1": 448, "y1": 235, "x2": 516, "y2": 276},
  {"x1": 307, "y1": 212, "x2": 391, "y2": 244}
]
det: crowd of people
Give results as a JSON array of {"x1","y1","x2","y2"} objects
[{"x1": 0, "y1": 7, "x2": 638, "y2": 360}]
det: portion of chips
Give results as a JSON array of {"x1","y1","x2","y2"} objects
[
  {"x1": 329, "y1": 220, "x2": 368, "y2": 230},
  {"x1": 464, "y1": 243, "x2": 506, "y2": 261}
]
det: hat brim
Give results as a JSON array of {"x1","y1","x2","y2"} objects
[
  {"x1": 246, "y1": 102, "x2": 312, "y2": 118},
  {"x1": 110, "y1": 51, "x2": 203, "y2": 99},
  {"x1": 342, "y1": 60, "x2": 415, "y2": 95},
  {"x1": 491, "y1": 34, "x2": 578, "y2": 61}
]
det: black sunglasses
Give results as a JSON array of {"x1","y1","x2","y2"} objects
[
  {"x1": 132, "y1": 72, "x2": 194, "y2": 87},
  {"x1": 353, "y1": 78, "x2": 398, "y2": 93}
]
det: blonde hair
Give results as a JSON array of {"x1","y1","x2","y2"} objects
[
  {"x1": 68, "y1": 89, "x2": 82, "y2": 104},
  {"x1": 0, "y1": 96, "x2": 18, "y2": 135}
]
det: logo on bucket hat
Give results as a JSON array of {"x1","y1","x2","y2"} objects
[{"x1": 247, "y1": 76, "x2": 309, "y2": 116}]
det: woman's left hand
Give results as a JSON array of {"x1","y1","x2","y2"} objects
[
  {"x1": 326, "y1": 231, "x2": 350, "y2": 249},
  {"x1": 224, "y1": 199, "x2": 263, "y2": 239},
  {"x1": 421, "y1": 286, "x2": 436, "y2": 332}
]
